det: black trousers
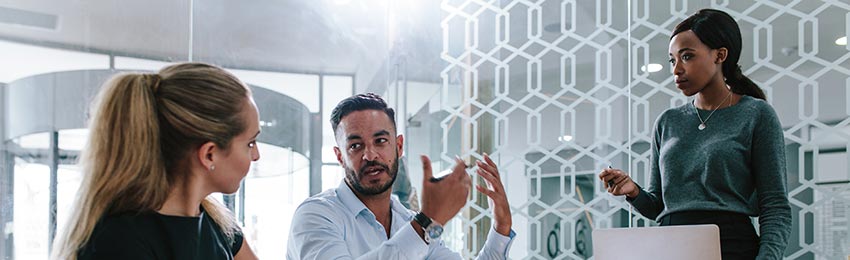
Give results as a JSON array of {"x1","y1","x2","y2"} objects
[{"x1": 659, "y1": 211, "x2": 759, "y2": 260}]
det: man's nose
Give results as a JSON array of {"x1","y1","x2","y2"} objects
[{"x1": 362, "y1": 146, "x2": 379, "y2": 161}]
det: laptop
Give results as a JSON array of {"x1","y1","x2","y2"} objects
[{"x1": 592, "y1": 224, "x2": 721, "y2": 260}]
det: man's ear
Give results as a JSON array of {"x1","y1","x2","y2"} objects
[
  {"x1": 396, "y1": 134, "x2": 404, "y2": 157},
  {"x1": 334, "y1": 146, "x2": 345, "y2": 167},
  {"x1": 197, "y1": 141, "x2": 217, "y2": 172},
  {"x1": 716, "y1": 47, "x2": 728, "y2": 64}
]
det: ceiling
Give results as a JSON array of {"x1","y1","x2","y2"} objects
[
  {"x1": 0, "y1": 0, "x2": 392, "y2": 91},
  {"x1": 1, "y1": 0, "x2": 847, "y2": 128},
  {"x1": 1, "y1": 1, "x2": 844, "y2": 81}
]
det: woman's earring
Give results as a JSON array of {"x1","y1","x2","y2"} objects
[{"x1": 210, "y1": 165, "x2": 216, "y2": 171}]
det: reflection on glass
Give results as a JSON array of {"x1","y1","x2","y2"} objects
[
  {"x1": 13, "y1": 132, "x2": 50, "y2": 150},
  {"x1": 56, "y1": 164, "x2": 83, "y2": 240},
  {"x1": 321, "y1": 165, "x2": 346, "y2": 192},
  {"x1": 0, "y1": 40, "x2": 110, "y2": 83},
  {"x1": 58, "y1": 128, "x2": 89, "y2": 151},
  {"x1": 229, "y1": 69, "x2": 320, "y2": 112},
  {"x1": 321, "y1": 148, "x2": 340, "y2": 167},
  {"x1": 404, "y1": 81, "x2": 440, "y2": 119},
  {"x1": 322, "y1": 76, "x2": 354, "y2": 164},
  {"x1": 242, "y1": 142, "x2": 309, "y2": 259},
  {"x1": 114, "y1": 56, "x2": 175, "y2": 72},
  {"x1": 13, "y1": 160, "x2": 49, "y2": 260}
]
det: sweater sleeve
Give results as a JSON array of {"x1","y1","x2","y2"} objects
[
  {"x1": 627, "y1": 114, "x2": 666, "y2": 220},
  {"x1": 751, "y1": 103, "x2": 792, "y2": 260}
]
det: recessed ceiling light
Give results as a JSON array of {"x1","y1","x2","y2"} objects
[
  {"x1": 640, "y1": 63, "x2": 663, "y2": 73},
  {"x1": 259, "y1": 120, "x2": 277, "y2": 127},
  {"x1": 836, "y1": 36, "x2": 847, "y2": 46},
  {"x1": 557, "y1": 135, "x2": 573, "y2": 142}
]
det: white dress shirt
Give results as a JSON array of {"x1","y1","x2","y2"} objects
[{"x1": 286, "y1": 180, "x2": 515, "y2": 259}]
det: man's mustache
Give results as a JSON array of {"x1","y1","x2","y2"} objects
[{"x1": 359, "y1": 161, "x2": 389, "y2": 175}]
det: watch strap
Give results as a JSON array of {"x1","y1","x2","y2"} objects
[{"x1": 413, "y1": 212, "x2": 433, "y2": 229}]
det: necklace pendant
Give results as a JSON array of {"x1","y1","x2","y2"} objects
[{"x1": 698, "y1": 123, "x2": 706, "y2": 130}]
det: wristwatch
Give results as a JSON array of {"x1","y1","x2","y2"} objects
[{"x1": 413, "y1": 212, "x2": 443, "y2": 244}]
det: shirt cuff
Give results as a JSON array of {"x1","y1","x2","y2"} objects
[
  {"x1": 482, "y1": 227, "x2": 516, "y2": 257},
  {"x1": 389, "y1": 222, "x2": 429, "y2": 259}
]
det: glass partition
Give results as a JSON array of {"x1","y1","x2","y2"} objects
[
  {"x1": 394, "y1": 0, "x2": 850, "y2": 259},
  {"x1": 0, "y1": 0, "x2": 848, "y2": 259},
  {"x1": 243, "y1": 143, "x2": 309, "y2": 259},
  {"x1": 12, "y1": 159, "x2": 49, "y2": 259},
  {"x1": 395, "y1": 1, "x2": 632, "y2": 258}
]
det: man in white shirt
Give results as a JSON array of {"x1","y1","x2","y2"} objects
[{"x1": 287, "y1": 93, "x2": 515, "y2": 259}]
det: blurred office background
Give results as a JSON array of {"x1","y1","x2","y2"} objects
[{"x1": 0, "y1": 0, "x2": 848, "y2": 259}]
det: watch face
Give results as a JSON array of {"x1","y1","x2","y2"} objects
[{"x1": 428, "y1": 225, "x2": 444, "y2": 238}]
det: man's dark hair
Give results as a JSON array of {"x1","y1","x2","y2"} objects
[{"x1": 330, "y1": 93, "x2": 396, "y2": 134}]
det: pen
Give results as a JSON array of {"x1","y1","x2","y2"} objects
[
  {"x1": 430, "y1": 159, "x2": 475, "y2": 182},
  {"x1": 607, "y1": 166, "x2": 615, "y2": 187}
]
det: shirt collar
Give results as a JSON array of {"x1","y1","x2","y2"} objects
[
  {"x1": 336, "y1": 179, "x2": 414, "y2": 221},
  {"x1": 337, "y1": 179, "x2": 370, "y2": 217}
]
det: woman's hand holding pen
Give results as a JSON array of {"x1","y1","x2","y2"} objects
[{"x1": 598, "y1": 168, "x2": 640, "y2": 198}]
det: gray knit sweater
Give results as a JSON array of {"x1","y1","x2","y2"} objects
[{"x1": 628, "y1": 95, "x2": 791, "y2": 259}]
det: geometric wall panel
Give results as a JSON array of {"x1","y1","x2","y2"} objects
[{"x1": 431, "y1": 0, "x2": 850, "y2": 259}]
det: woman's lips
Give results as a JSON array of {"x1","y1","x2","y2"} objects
[{"x1": 675, "y1": 79, "x2": 688, "y2": 88}]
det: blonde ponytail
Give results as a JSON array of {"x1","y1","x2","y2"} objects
[
  {"x1": 51, "y1": 73, "x2": 168, "y2": 259},
  {"x1": 52, "y1": 63, "x2": 249, "y2": 259},
  {"x1": 201, "y1": 197, "x2": 238, "y2": 239}
]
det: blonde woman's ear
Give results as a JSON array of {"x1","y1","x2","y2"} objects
[{"x1": 197, "y1": 141, "x2": 217, "y2": 172}]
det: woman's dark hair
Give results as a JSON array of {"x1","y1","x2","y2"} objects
[{"x1": 672, "y1": 8, "x2": 765, "y2": 100}]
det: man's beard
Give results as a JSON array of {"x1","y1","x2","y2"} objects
[{"x1": 345, "y1": 155, "x2": 399, "y2": 196}]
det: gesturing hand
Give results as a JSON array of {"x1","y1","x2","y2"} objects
[
  {"x1": 419, "y1": 155, "x2": 471, "y2": 225},
  {"x1": 475, "y1": 153, "x2": 512, "y2": 236}
]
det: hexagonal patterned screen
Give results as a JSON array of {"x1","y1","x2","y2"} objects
[{"x1": 411, "y1": 0, "x2": 850, "y2": 259}]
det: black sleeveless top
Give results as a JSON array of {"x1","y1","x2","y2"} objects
[{"x1": 78, "y1": 207, "x2": 243, "y2": 260}]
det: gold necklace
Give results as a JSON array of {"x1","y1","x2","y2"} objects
[{"x1": 694, "y1": 90, "x2": 733, "y2": 131}]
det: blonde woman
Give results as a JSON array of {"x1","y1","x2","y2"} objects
[{"x1": 51, "y1": 63, "x2": 260, "y2": 260}]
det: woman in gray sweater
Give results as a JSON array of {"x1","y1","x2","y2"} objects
[{"x1": 598, "y1": 9, "x2": 791, "y2": 260}]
